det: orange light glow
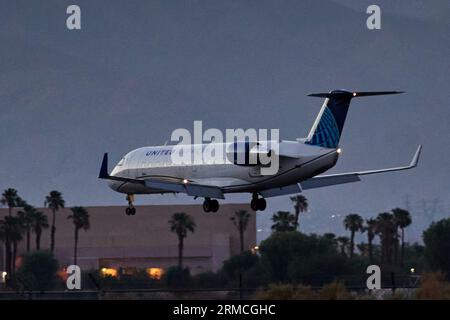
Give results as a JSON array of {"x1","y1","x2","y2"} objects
[
  {"x1": 101, "y1": 267, "x2": 118, "y2": 277},
  {"x1": 146, "y1": 268, "x2": 164, "y2": 280},
  {"x1": 57, "y1": 267, "x2": 69, "y2": 281}
]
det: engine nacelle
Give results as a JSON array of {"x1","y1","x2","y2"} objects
[{"x1": 226, "y1": 141, "x2": 272, "y2": 166}]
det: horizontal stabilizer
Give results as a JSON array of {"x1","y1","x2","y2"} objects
[{"x1": 308, "y1": 91, "x2": 404, "y2": 98}]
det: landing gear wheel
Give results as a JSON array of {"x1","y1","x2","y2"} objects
[
  {"x1": 250, "y1": 194, "x2": 267, "y2": 211},
  {"x1": 125, "y1": 207, "x2": 136, "y2": 216},
  {"x1": 257, "y1": 198, "x2": 266, "y2": 211},
  {"x1": 251, "y1": 199, "x2": 259, "y2": 211},
  {"x1": 211, "y1": 200, "x2": 219, "y2": 212},
  {"x1": 203, "y1": 198, "x2": 219, "y2": 213},
  {"x1": 126, "y1": 194, "x2": 136, "y2": 216},
  {"x1": 203, "y1": 198, "x2": 212, "y2": 212}
]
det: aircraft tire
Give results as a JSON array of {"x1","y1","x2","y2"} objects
[
  {"x1": 203, "y1": 200, "x2": 212, "y2": 213},
  {"x1": 257, "y1": 198, "x2": 267, "y2": 211},
  {"x1": 250, "y1": 199, "x2": 259, "y2": 211},
  {"x1": 211, "y1": 200, "x2": 219, "y2": 212}
]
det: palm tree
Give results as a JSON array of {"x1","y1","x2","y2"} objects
[
  {"x1": 0, "y1": 218, "x2": 12, "y2": 285},
  {"x1": 68, "y1": 207, "x2": 90, "y2": 265},
  {"x1": 392, "y1": 208, "x2": 412, "y2": 267},
  {"x1": 290, "y1": 195, "x2": 308, "y2": 230},
  {"x1": 323, "y1": 233, "x2": 338, "y2": 250},
  {"x1": 8, "y1": 216, "x2": 24, "y2": 280},
  {"x1": 1, "y1": 188, "x2": 21, "y2": 216},
  {"x1": 343, "y1": 214, "x2": 364, "y2": 259},
  {"x1": 169, "y1": 212, "x2": 196, "y2": 269},
  {"x1": 0, "y1": 216, "x2": 23, "y2": 284},
  {"x1": 31, "y1": 211, "x2": 49, "y2": 250},
  {"x1": 375, "y1": 212, "x2": 396, "y2": 264},
  {"x1": 271, "y1": 211, "x2": 296, "y2": 232},
  {"x1": 1, "y1": 189, "x2": 25, "y2": 286},
  {"x1": 366, "y1": 218, "x2": 377, "y2": 263},
  {"x1": 357, "y1": 242, "x2": 369, "y2": 257},
  {"x1": 45, "y1": 190, "x2": 65, "y2": 253},
  {"x1": 230, "y1": 210, "x2": 251, "y2": 253},
  {"x1": 17, "y1": 204, "x2": 36, "y2": 252},
  {"x1": 337, "y1": 236, "x2": 350, "y2": 256}
]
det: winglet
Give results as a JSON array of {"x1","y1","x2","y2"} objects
[
  {"x1": 409, "y1": 145, "x2": 422, "y2": 168},
  {"x1": 99, "y1": 153, "x2": 109, "y2": 179}
]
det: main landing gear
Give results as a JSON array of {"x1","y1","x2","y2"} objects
[
  {"x1": 203, "y1": 197, "x2": 219, "y2": 213},
  {"x1": 250, "y1": 193, "x2": 266, "y2": 211},
  {"x1": 125, "y1": 194, "x2": 136, "y2": 216}
]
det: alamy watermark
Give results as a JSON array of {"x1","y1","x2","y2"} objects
[
  {"x1": 169, "y1": 121, "x2": 280, "y2": 175},
  {"x1": 366, "y1": 5, "x2": 381, "y2": 30},
  {"x1": 65, "y1": 4, "x2": 381, "y2": 32},
  {"x1": 366, "y1": 265, "x2": 381, "y2": 290},
  {"x1": 66, "y1": 5, "x2": 81, "y2": 30},
  {"x1": 66, "y1": 265, "x2": 81, "y2": 290}
]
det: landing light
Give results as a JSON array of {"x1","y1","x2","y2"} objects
[
  {"x1": 183, "y1": 179, "x2": 188, "y2": 184},
  {"x1": 336, "y1": 148, "x2": 342, "y2": 154},
  {"x1": 352, "y1": 92, "x2": 357, "y2": 97},
  {"x1": 410, "y1": 268, "x2": 415, "y2": 274}
]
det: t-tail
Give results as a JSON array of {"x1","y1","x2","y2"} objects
[{"x1": 305, "y1": 90, "x2": 404, "y2": 148}]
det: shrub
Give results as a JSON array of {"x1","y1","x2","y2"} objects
[
  {"x1": 191, "y1": 271, "x2": 226, "y2": 289},
  {"x1": 288, "y1": 253, "x2": 366, "y2": 286},
  {"x1": 423, "y1": 218, "x2": 450, "y2": 275},
  {"x1": 16, "y1": 251, "x2": 59, "y2": 291},
  {"x1": 163, "y1": 266, "x2": 191, "y2": 288},
  {"x1": 415, "y1": 272, "x2": 450, "y2": 300},
  {"x1": 318, "y1": 282, "x2": 353, "y2": 300},
  {"x1": 221, "y1": 251, "x2": 269, "y2": 288},
  {"x1": 259, "y1": 232, "x2": 336, "y2": 283},
  {"x1": 254, "y1": 283, "x2": 317, "y2": 300}
]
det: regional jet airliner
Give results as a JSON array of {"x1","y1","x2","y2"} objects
[{"x1": 99, "y1": 90, "x2": 421, "y2": 215}]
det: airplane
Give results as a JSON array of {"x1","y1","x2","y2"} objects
[{"x1": 99, "y1": 90, "x2": 422, "y2": 215}]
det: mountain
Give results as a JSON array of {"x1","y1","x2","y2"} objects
[{"x1": 0, "y1": 0, "x2": 448, "y2": 241}]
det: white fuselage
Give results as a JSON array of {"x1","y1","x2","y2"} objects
[{"x1": 108, "y1": 140, "x2": 340, "y2": 195}]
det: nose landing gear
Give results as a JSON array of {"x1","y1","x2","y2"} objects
[
  {"x1": 250, "y1": 193, "x2": 266, "y2": 211},
  {"x1": 203, "y1": 198, "x2": 219, "y2": 213},
  {"x1": 126, "y1": 194, "x2": 136, "y2": 216}
]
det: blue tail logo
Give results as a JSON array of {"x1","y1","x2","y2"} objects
[{"x1": 305, "y1": 90, "x2": 403, "y2": 149}]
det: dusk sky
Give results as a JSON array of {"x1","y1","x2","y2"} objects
[{"x1": 1, "y1": 0, "x2": 449, "y2": 242}]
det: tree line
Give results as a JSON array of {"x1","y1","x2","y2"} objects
[
  {"x1": 0, "y1": 188, "x2": 89, "y2": 287},
  {"x1": 269, "y1": 195, "x2": 413, "y2": 268},
  {"x1": 2, "y1": 187, "x2": 449, "y2": 291},
  {"x1": 166, "y1": 193, "x2": 450, "y2": 289}
]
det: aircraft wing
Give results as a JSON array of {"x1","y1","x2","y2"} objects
[
  {"x1": 144, "y1": 179, "x2": 225, "y2": 199},
  {"x1": 301, "y1": 145, "x2": 422, "y2": 190}
]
